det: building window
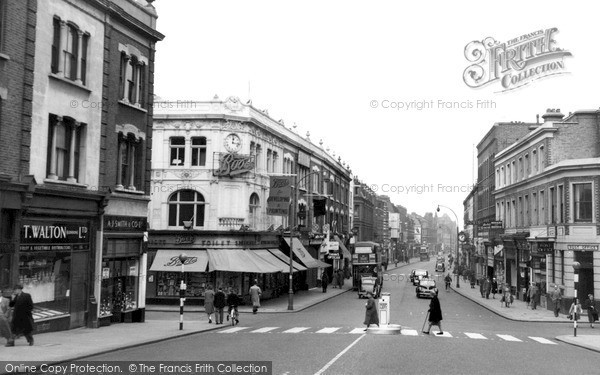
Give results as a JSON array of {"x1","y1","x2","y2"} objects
[
  {"x1": 525, "y1": 154, "x2": 529, "y2": 177},
  {"x1": 170, "y1": 137, "x2": 185, "y2": 166},
  {"x1": 272, "y1": 151, "x2": 278, "y2": 173},
  {"x1": 532, "y1": 192, "x2": 538, "y2": 225},
  {"x1": 539, "y1": 190, "x2": 545, "y2": 225},
  {"x1": 119, "y1": 52, "x2": 146, "y2": 107},
  {"x1": 511, "y1": 161, "x2": 516, "y2": 184},
  {"x1": 266, "y1": 149, "x2": 272, "y2": 173},
  {"x1": 518, "y1": 157, "x2": 523, "y2": 180},
  {"x1": 191, "y1": 137, "x2": 206, "y2": 166},
  {"x1": 558, "y1": 185, "x2": 564, "y2": 223},
  {"x1": 532, "y1": 149, "x2": 537, "y2": 173},
  {"x1": 249, "y1": 193, "x2": 260, "y2": 229},
  {"x1": 524, "y1": 195, "x2": 529, "y2": 227},
  {"x1": 116, "y1": 133, "x2": 142, "y2": 190},
  {"x1": 573, "y1": 183, "x2": 593, "y2": 222},
  {"x1": 0, "y1": 0, "x2": 5, "y2": 53},
  {"x1": 46, "y1": 115, "x2": 83, "y2": 182},
  {"x1": 539, "y1": 146, "x2": 545, "y2": 170},
  {"x1": 550, "y1": 187, "x2": 557, "y2": 224},
  {"x1": 50, "y1": 18, "x2": 89, "y2": 84},
  {"x1": 168, "y1": 190, "x2": 205, "y2": 227}
]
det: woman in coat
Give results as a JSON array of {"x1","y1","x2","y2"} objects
[
  {"x1": 203, "y1": 285, "x2": 215, "y2": 323},
  {"x1": 423, "y1": 292, "x2": 443, "y2": 335},
  {"x1": 9, "y1": 285, "x2": 34, "y2": 346},
  {"x1": 249, "y1": 280, "x2": 262, "y2": 314},
  {"x1": 363, "y1": 292, "x2": 379, "y2": 331},
  {"x1": 585, "y1": 294, "x2": 596, "y2": 328},
  {"x1": 569, "y1": 298, "x2": 583, "y2": 322}
]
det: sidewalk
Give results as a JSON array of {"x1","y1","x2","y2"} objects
[
  {"x1": 450, "y1": 277, "x2": 600, "y2": 353},
  {"x1": 0, "y1": 285, "x2": 351, "y2": 367}
]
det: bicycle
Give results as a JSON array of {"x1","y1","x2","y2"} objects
[{"x1": 227, "y1": 306, "x2": 239, "y2": 326}]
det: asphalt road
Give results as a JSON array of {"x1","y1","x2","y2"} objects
[{"x1": 86, "y1": 259, "x2": 599, "y2": 374}]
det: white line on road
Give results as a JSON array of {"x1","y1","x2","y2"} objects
[
  {"x1": 283, "y1": 327, "x2": 310, "y2": 333},
  {"x1": 497, "y1": 334, "x2": 522, "y2": 342},
  {"x1": 316, "y1": 327, "x2": 340, "y2": 334},
  {"x1": 464, "y1": 332, "x2": 487, "y2": 339},
  {"x1": 401, "y1": 329, "x2": 418, "y2": 336},
  {"x1": 314, "y1": 334, "x2": 365, "y2": 375},
  {"x1": 529, "y1": 337, "x2": 557, "y2": 345},
  {"x1": 219, "y1": 327, "x2": 249, "y2": 333},
  {"x1": 349, "y1": 328, "x2": 366, "y2": 334},
  {"x1": 251, "y1": 327, "x2": 279, "y2": 333}
]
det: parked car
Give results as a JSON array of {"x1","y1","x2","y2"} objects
[
  {"x1": 410, "y1": 269, "x2": 429, "y2": 285},
  {"x1": 416, "y1": 279, "x2": 438, "y2": 298}
]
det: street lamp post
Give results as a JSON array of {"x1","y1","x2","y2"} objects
[
  {"x1": 178, "y1": 253, "x2": 188, "y2": 330},
  {"x1": 437, "y1": 205, "x2": 460, "y2": 288},
  {"x1": 572, "y1": 261, "x2": 581, "y2": 337}
]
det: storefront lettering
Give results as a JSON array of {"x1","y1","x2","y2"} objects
[
  {"x1": 214, "y1": 153, "x2": 255, "y2": 177},
  {"x1": 567, "y1": 244, "x2": 599, "y2": 251},
  {"x1": 175, "y1": 234, "x2": 195, "y2": 244},
  {"x1": 22, "y1": 224, "x2": 88, "y2": 242},
  {"x1": 163, "y1": 256, "x2": 198, "y2": 267},
  {"x1": 104, "y1": 216, "x2": 147, "y2": 231}
]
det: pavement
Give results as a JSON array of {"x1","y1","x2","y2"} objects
[
  {"x1": 1, "y1": 260, "x2": 599, "y2": 367},
  {"x1": 449, "y1": 275, "x2": 600, "y2": 353}
]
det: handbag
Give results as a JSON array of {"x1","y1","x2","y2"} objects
[
  {"x1": 593, "y1": 311, "x2": 599, "y2": 321},
  {"x1": 567, "y1": 314, "x2": 572, "y2": 320}
]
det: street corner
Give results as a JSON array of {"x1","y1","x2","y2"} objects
[{"x1": 555, "y1": 335, "x2": 600, "y2": 353}]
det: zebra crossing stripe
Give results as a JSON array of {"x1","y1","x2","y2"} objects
[
  {"x1": 349, "y1": 328, "x2": 366, "y2": 334},
  {"x1": 401, "y1": 329, "x2": 418, "y2": 336},
  {"x1": 283, "y1": 327, "x2": 310, "y2": 333},
  {"x1": 497, "y1": 334, "x2": 522, "y2": 342},
  {"x1": 529, "y1": 337, "x2": 557, "y2": 345},
  {"x1": 464, "y1": 332, "x2": 487, "y2": 339},
  {"x1": 433, "y1": 331, "x2": 452, "y2": 337},
  {"x1": 316, "y1": 327, "x2": 341, "y2": 334},
  {"x1": 251, "y1": 327, "x2": 279, "y2": 333},
  {"x1": 219, "y1": 327, "x2": 250, "y2": 333}
]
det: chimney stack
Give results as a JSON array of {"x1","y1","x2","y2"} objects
[{"x1": 541, "y1": 108, "x2": 564, "y2": 124}]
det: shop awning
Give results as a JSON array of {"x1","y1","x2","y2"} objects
[
  {"x1": 206, "y1": 249, "x2": 282, "y2": 273},
  {"x1": 268, "y1": 249, "x2": 308, "y2": 272},
  {"x1": 149, "y1": 250, "x2": 208, "y2": 272},
  {"x1": 334, "y1": 235, "x2": 352, "y2": 259},
  {"x1": 315, "y1": 259, "x2": 332, "y2": 268},
  {"x1": 284, "y1": 238, "x2": 324, "y2": 269},
  {"x1": 253, "y1": 249, "x2": 298, "y2": 273}
]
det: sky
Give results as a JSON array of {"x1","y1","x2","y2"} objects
[{"x1": 152, "y1": 0, "x2": 600, "y2": 226}]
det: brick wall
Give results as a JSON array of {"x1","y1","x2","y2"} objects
[{"x1": 551, "y1": 112, "x2": 600, "y2": 165}]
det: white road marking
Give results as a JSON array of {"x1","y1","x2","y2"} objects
[
  {"x1": 497, "y1": 334, "x2": 522, "y2": 342},
  {"x1": 529, "y1": 337, "x2": 557, "y2": 345},
  {"x1": 219, "y1": 327, "x2": 249, "y2": 333},
  {"x1": 401, "y1": 329, "x2": 419, "y2": 336},
  {"x1": 283, "y1": 327, "x2": 309, "y2": 333},
  {"x1": 314, "y1": 334, "x2": 366, "y2": 375},
  {"x1": 464, "y1": 332, "x2": 487, "y2": 339},
  {"x1": 316, "y1": 327, "x2": 340, "y2": 334},
  {"x1": 250, "y1": 327, "x2": 279, "y2": 333},
  {"x1": 432, "y1": 331, "x2": 452, "y2": 337},
  {"x1": 349, "y1": 328, "x2": 366, "y2": 334}
]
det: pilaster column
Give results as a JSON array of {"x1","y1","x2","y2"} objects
[
  {"x1": 115, "y1": 134, "x2": 124, "y2": 189},
  {"x1": 67, "y1": 121, "x2": 80, "y2": 182},
  {"x1": 121, "y1": 54, "x2": 131, "y2": 101},
  {"x1": 48, "y1": 116, "x2": 62, "y2": 179},
  {"x1": 75, "y1": 30, "x2": 84, "y2": 84},
  {"x1": 127, "y1": 138, "x2": 137, "y2": 190}
]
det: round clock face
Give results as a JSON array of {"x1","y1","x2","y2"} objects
[
  {"x1": 224, "y1": 133, "x2": 242, "y2": 153},
  {"x1": 458, "y1": 233, "x2": 466, "y2": 242}
]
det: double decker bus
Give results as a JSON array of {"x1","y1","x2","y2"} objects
[
  {"x1": 352, "y1": 241, "x2": 382, "y2": 291},
  {"x1": 419, "y1": 244, "x2": 430, "y2": 262}
]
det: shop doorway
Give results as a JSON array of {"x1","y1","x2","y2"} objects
[
  {"x1": 70, "y1": 251, "x2": 88, "y2": 328},
  {"x1": 575, "y1": 251, "x2": 594, "y2": 300}
]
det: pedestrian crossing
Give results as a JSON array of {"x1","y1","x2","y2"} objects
[{"x1": 217, "y1": 326, "x2": 558, "y2": 345}]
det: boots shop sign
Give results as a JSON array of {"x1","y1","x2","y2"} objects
[{"x1": 20, "y1": 222, "x2": 89, "y2": 251}]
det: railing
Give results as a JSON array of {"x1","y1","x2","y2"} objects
[{"x1": 218, "y1": 217, "x2": 245, "y2": 229}]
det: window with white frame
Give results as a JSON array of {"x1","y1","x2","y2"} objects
[
  {"x1": 170, "y1": 137, "x2": 185, "y2": 166},
  {"x1": 191, "y1": 137, "x2": 206, "y2": 166},
  {"x1": 573, "y1": 183, "x2": 593, "y2": 222},
  {"x1": 46, "y1": 115, "x2": 84, "y2": 182},
  {"x1": 249, "y1": 193, "x2": 260, "y2": 229},
  {"x1": 511, "y1": 161, "x2": 516, "y2": 184},
  {"x1": 168, "y1": 190, "x2": 205, "y2": 227},
  {"x1": 539, "y1": 146, "x2": 545, "y2": 170},
  {"x1": 525, "y1": 154, "x2": 529, "y2": 177},
  {"x1": 51, "y1": 18, "x2": 89, "y2": 85}
]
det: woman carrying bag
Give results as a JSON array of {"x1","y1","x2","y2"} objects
[{"x1": 568, "y1": 298, "x2": 583, "y2": 322}]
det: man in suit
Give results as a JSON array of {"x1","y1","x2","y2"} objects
[{"x1": 8, "y1": 285, "x2": 34, "y2": 346}]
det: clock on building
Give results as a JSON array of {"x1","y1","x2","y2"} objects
[{"x1": 224, "y1": 133, "x2": 242, "y2": 153}]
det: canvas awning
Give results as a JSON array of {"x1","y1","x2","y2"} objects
[
  {"x1": 149, "y1": 250, "x2": 208, "y2": 272},
  {"x1": 206, "y1": 249, "x2": 282, "y2": 273},
  {"x1": 334, "y1": 235, "x2": 352, "y2": 259},
  {"x1": 253, "y1": 249, "x2": 298, "y2": 273},
  {"x1": 284, "y1": 238, "x2": 323, "y2": 269},
  {"x1": 267, "y1": 248, "x2": 307, "y2": 272}
]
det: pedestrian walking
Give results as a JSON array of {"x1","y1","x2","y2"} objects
[
  {"x1": 213, "y1": 287, "x2": 226, "y2": 324},
  {"x1": 203, "y1": 285, "x2": 215, "y2": 323},
  {"x1": 585, "y1": 294, "x2": 597, "y2": 328},
  {"x1": 469, "y1": 273, "x2": 476, "y2": 289},
  {"x1": 491, "y1": 278, "x2": 498, "y2": 299},
  {"x1": 249, "y1": 280, "x2": 262, "y2": 314},
  {"x1": 550, "y1": 284, "x2": 562, "y2": 317},
  {"x1": 363, "y1": 291, "x2": 379, "y2": 331},
  {"x1": 484, "y1": 277, "x2": 491, "y2": 299},
  {"x1": 528, "y1": 283, "x2": 538, "y2": 310},
  {"x1": 337, "y1": 269, "x2": 344, "y2": 289},
  {"x1": 479, "y1": 276, "x2": 486, "y2": 298},
  {"x1": 332, "y1": 270, "x2": 339, "y2": 289},
  {"x1": 423, "y1": 292, "x2": 443, "y2": 335},
  {"x1": 0, "y1": 287, "x2": 14, "y2": 347},
  {"x1": 226, "y1": 288, "x2": 240, "y2": 325},
  {"x1": 444, "y1": 273, "x2": 452, "y2": 291},
  {"x1": 8, "y1": 285, "x2": 34, "y2": 346},
  {"x1": 568, "y1": 298, "x2": 583, "y2": 322},
  {"x1": 501, "y1": 284, "x2": 512, "y2": 308},
  {"x1": 321, "y1": 271, "x2": 329, "y2": 293}
]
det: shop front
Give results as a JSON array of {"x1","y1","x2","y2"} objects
[
  {"x1": 515, "y1": 237, "x2": 530, "y2": 301},
  {"x1": 19, "y1": 220, "x2": 92, "y2": 333},
  {"x1": 99, "y1": 215, "x2": 148, "y2": 326},
  {"x1": 147, "y1": 231, "x2": 304, "y2": 304}
]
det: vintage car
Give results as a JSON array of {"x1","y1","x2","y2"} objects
[
  {"x1": 358, "y1": 276, "x2": 381, "y2": 298},
  {"x1": 410, "y1": 269, "x2": 429, "y2": 285},
  {"x1": 416, "y1": 278, "x2": 438, "y2": 298}
]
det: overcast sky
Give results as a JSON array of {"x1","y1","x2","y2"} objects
[{"x1": 152, "y1": 1, "x2": 599, "y2": 225}]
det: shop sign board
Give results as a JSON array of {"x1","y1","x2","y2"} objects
[
  {"x1": 20, "y1": 222, "x2": 90, "y2": 251},
  {"x1": 104, "y1": 216, "x2": 147, "y2": 232},
  {"x1": 567, "y1": 244, "x2": 599, "y2": 251}
]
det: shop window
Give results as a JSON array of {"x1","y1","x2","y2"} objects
[
  {"x1": 574, "y1": 183, "x2": 593, "y2": 222},
  {"x1": 155, "y1": 271, "x2": 209, "y2": 297},
  {"x1": 168, "y1": 190, "x2": 205, "y2": 227},
  {"x1": 18, "y1": 251, "x2": 70, "y2": 315},
  {"x1": 191, "y1": 137, "x2": 206, "y2": 166},
  {"x1": 100, "y1": 258, "x2": 139, "y2": 316},
  {"x1": 170, "y1": 137, "x2": 185, "y2": 166},
  {"x1": 46, "y1": 115, "x2": 84, "y2": 182}
]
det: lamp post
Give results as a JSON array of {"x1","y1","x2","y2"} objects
[
  {"x1": 437, "y1": 205, "x2": 460, "y2": 288},
  {"x1": 178, "y1": 253, "x2": 188, "y2": 330},
  {"x1": 572, "y1": 261, "x2": 581, "y2": 337}
]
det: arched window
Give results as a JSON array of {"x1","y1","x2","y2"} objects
[
  {"x1": 249, "y1": 193, "x2": 260, "y2": 229},
  {"x1": 168, "y1": 190, "x2": 205, "y2": 227}
]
